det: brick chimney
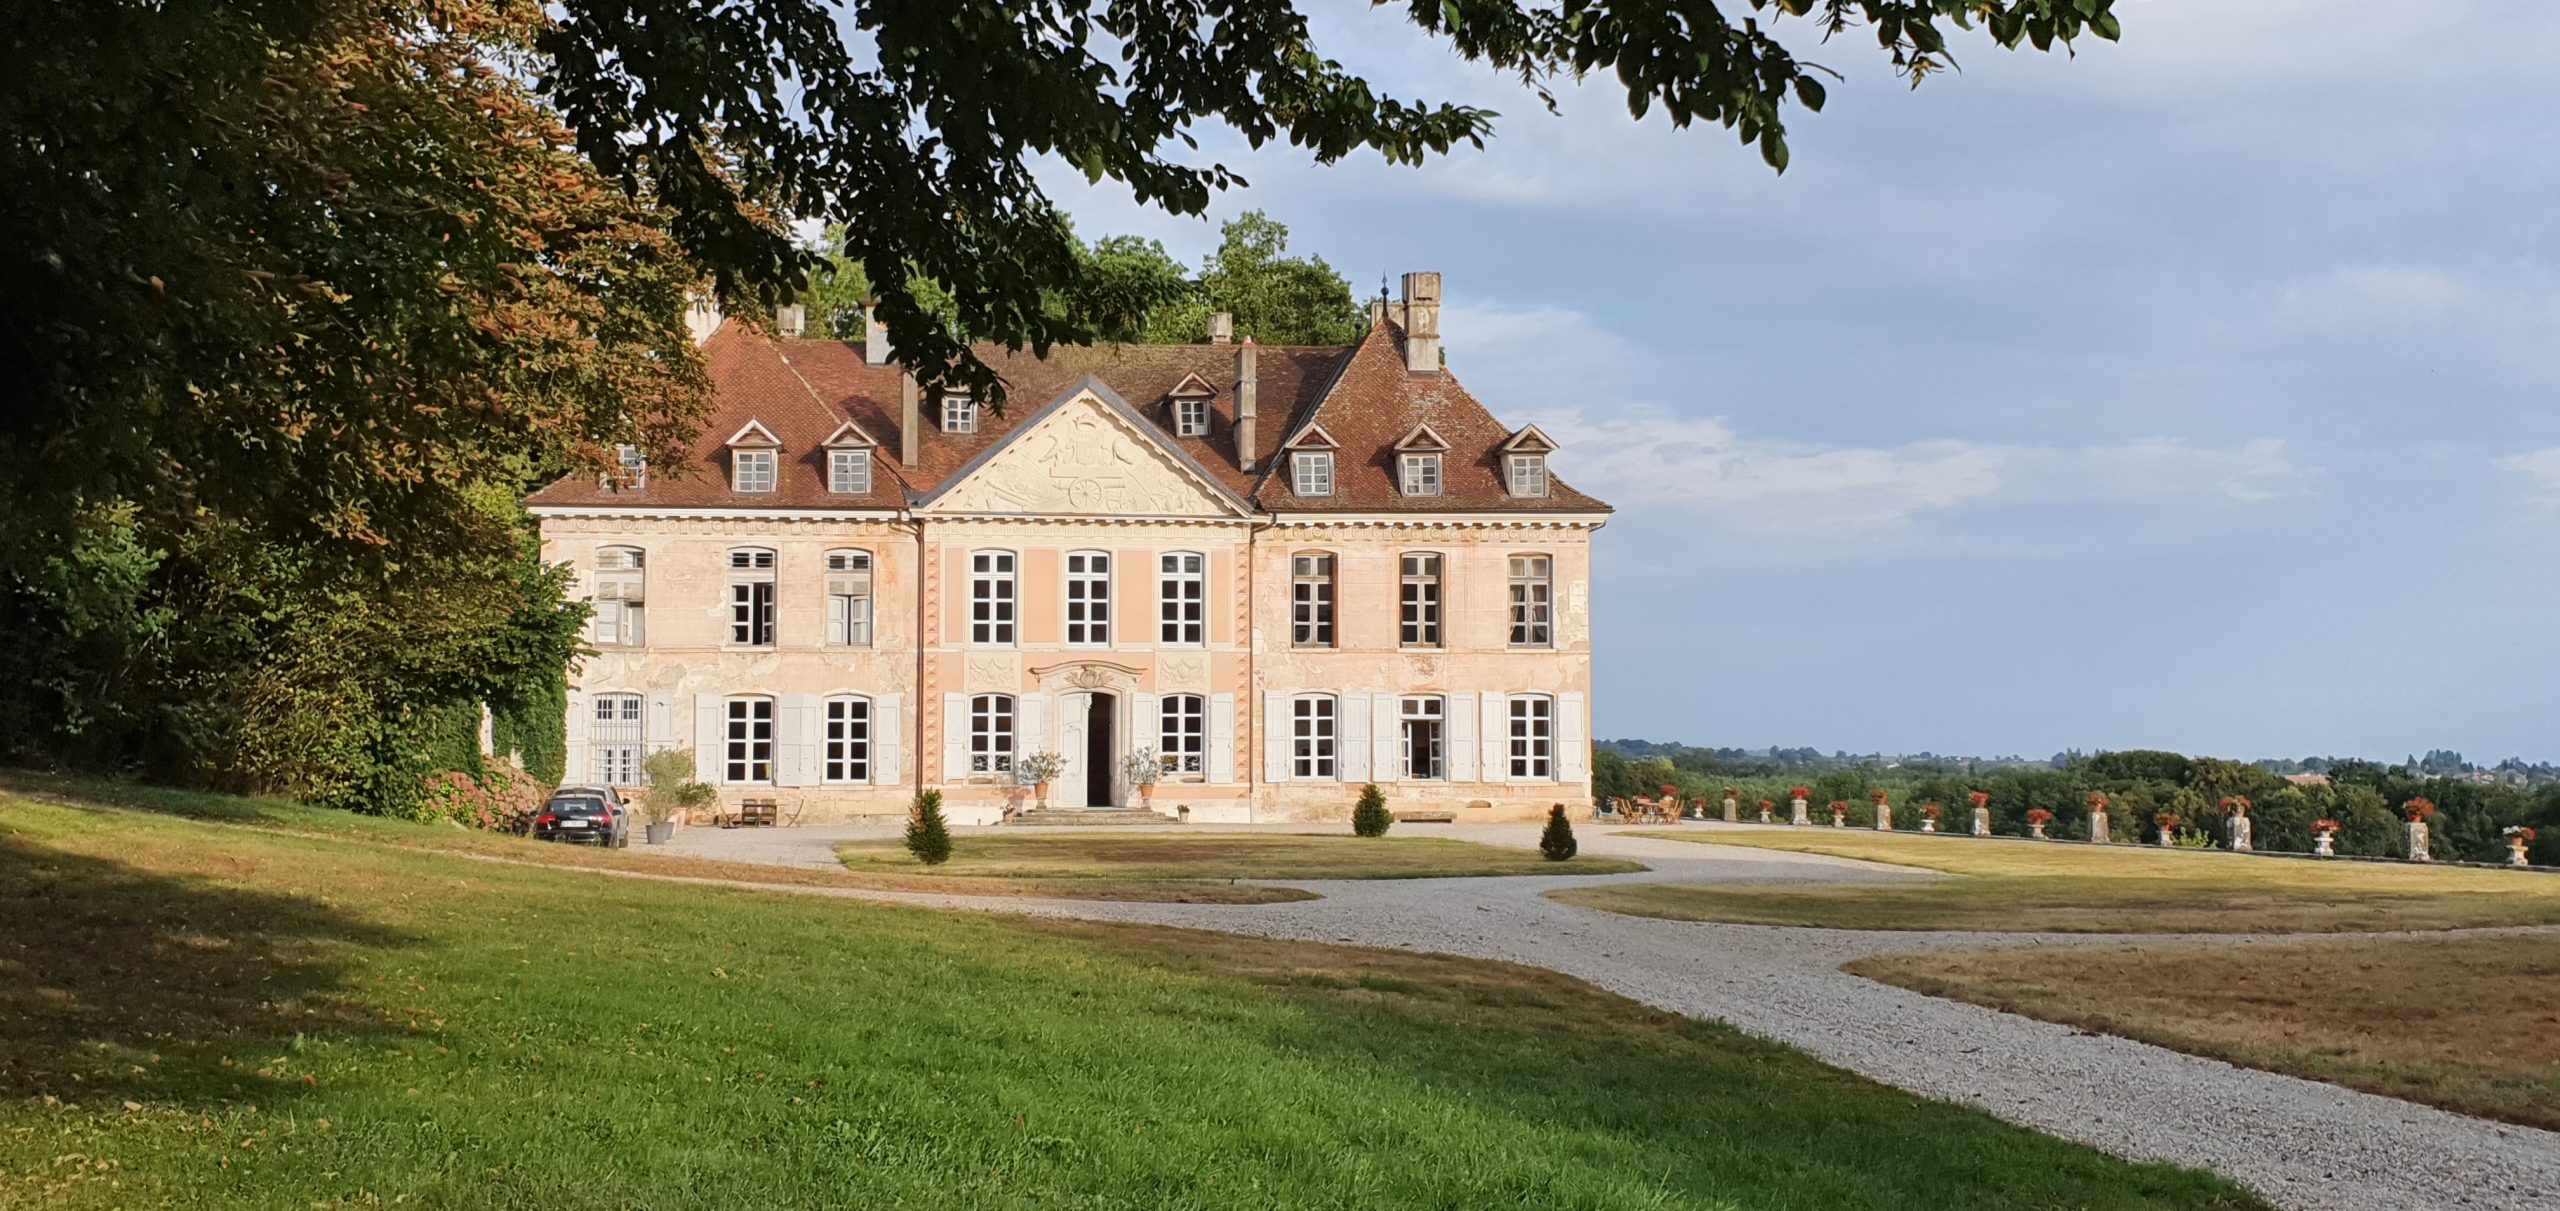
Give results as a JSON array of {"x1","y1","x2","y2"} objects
[
  {"x1": 864, "y1": 303, "x2": 891, "y2": 366},
  {"x1": 1235, "y1": 338, "x2": 1259, "y2": 473},
  {"x1": 1399, "y1": 271, "x2": 1440, "y2": 375},
  {"x1": 1209, "y1": 311, "x2": 1233, "y2": 345},
  {"x1": 899, "y1": 371, "x2": 919, "y2": 468}
]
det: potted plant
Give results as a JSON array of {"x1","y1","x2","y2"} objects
[
  {"x1": 2505, "y1": 825, "x2": 2537, "y2": 868},
  {"x1": 1827, "y1": 799, "x2": 1849, "y2": 828},
  {"x1": 2024, "y1": 807, "x2": 2055, "y2": 840},
  {"x1": 2311, "y1": 817, "x2": 2341, "y2": 857},
  {"x1": 2403, "y1": 797, "x2": 2436, "y2": 863},
  {"x1": 1722, "y1": 786, "x2": 1741, "y2": 823},
  {"x1": 1789, "y1": 785, "x2": 1812, "y2": 826},
  {"x1": 2155, "y1": 811, "x2": 2182, "y2": 848},
  {"x1": 1920, "y1": 801, "x2": 1943, "y2": 833},
  {"x1": 1968, "y1": 790, "x2": 1992, "y2": 837},
  {"x1": 1122, "y1": 746, "x2": 1163, "y2": 806},
  {"x1": 1016, "y1": 751, "x2": 1066, "y2": 806},
  {"x1": 1756, "y1": 797, "x2": 1775, "y2": 824},
  {"x1": 1869, "y1": 788, "x2": 1892, "y2": 831},
  {"x1": 2085, "y1": 791, "x2": 2112, "y2": 844},
  {"x1": 640, "y1": 749, "x2": 715, "y2": 844},
  {"x1": 2219, "y1": 796, "x2": 2255, "y2": 852}
]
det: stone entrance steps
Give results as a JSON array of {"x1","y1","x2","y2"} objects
[{"x1": 1007, "y1": 807, "x2": 1182, "y2": 827}]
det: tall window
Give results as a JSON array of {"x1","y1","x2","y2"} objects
[
  {"x1": 824, "y1": 696, "x2": 871, "y2": 783},
  {"x1": 1065, "y1": 551, "x2": 1111, "y2": 646},
  {"x1": 969, "y1": 694, "x2": 1014, "y2": 773},
  {"x1": 942, "y1": 391, "x2": 977, "y2": 433},
  {"x1": 1508, "y1": 554, "x2": 1553, "y2": 648},
  {"x1": 1291, "y1": 552, "x2": 1334, "y2": 647},
  {"x1": 1400, "y1": 696, "x2": 1444, "y2": 781},
  {"x1": 1291, "y1": 450, "x2": 1334, "y2": 497},
  {"x1": 591, "y1": 693, "x2": 643, "y2": 786},
  {"x1": 1292, "y1": 695, "x2": 1337, "y2": 779},
  {"x1": 1508, "y1": 695, "x2": 1553, "y2": 779},
  {"x1": 828, "y1": 448, "x2": 872, "y2": 494},
  {"x1": 970, "y1": 551, "x2": 1016, "y2": 644},
  {"x1": 729, "y1": 547, "x2": 776, "y2": 647},
  {"x1": 1399, "y1": 553, "x2": 1441, "y2": 647},
  {"x1": 733, "y1": 449, "x2": 777, "y2": 493},
  {"x1": 1159, "y1": 694, "x2": 1205, "y2": 775},
  {"x1": 724, "y1": 696, "x2": 774, "y2": 783},
  {"x1": 826, "y1": 549, "x2": 873, "y2": 647},
  {"x1": 593, "y1": 546, "x2": 646, "y2": 647},
  {"x1": 1507, "y1": 452, "x2": 1549, "y2": 497},
  {"x1": 1173, "y1": 394, "x2": 1209, "y2": 437},
  {"x1": 1399, "y1": 452, "x2": 1442, "y2": 496},
  {"x1": 1159, "y1": 552, "x2": 1204, "y2": 645}
]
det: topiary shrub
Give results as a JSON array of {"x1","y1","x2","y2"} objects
[
  {"x1": 906, "y1": 788, "x2": 953, "y2": 865},
  {"x1": 1539, "y1": 804, "x2": 1578, "y2": 861},
  {"x1": 1352, "y1": 783, "x2": 1392, "y2": 837}
]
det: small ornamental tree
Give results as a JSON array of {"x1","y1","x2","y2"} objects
[
  {"x1": 905, "y1": 788, "x2": 953, "y2": 865},
  {"x1": 1539, "y1": 804, "x2": 1578, "y2": 861},
  {"x1": 1352, "y1": 783, "x2": 1392, "y2": 837}
]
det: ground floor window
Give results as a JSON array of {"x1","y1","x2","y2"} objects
[
  {"x1": 826, "y1": 696, "x2": 871, "y2": 783},
  {"x1": 971, "y1": 694, "x2": 1014, "y2": 774},
  {"x1": 1292, "y1": 695, "x2": 1336, "y2": 779},
  {"x1": 725, "y1": 696, "x2": 773, "y2": 783},
  {"x1": 1400, "y1": 696, "x2": 1443, "y2": 781},
  {"x1": 1508, "y1": 695, "x2": 1552, "y2": 779},
  {"x1": 591, "y1": 693, "x2": 643, "y2": 785},
  {"x1": 1159, "y1": 694, "x2": 1204, "y2": 774}
]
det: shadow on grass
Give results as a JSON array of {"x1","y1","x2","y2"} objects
[{"x1": 0, "y1": 829, "x2": 414, "y2": 1108}]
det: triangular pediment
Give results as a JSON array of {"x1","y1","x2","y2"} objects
[
  {"x1": 725, "y1": 419, "x2": 783, "y2": 448},
  {"x1": 917, "y1": 378, "x2": 1249, "y2": 518},
  {"x1": 1166, "y1": 371, "x2": 1215, "y2": 398},
  {"x1": 1282, "y1": 423, "x2": 1339, "y2": 450},
  {"x1": 1501, "y1": 423, "x2": 1557, "y2": 453},
  {"x1": 820, "y1": 419, "x2": 878, "y2": 448},
  {"x1": 1394, "y1": 423, "x2": 1450, "y2": 452}
]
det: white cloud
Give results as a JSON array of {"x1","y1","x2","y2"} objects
[
  {"x1": 2037, "y1": 437, "x2": 2302, "y2": 504},
  {"x1": 2503, "y1": 449, "x2": 2560, "y2": 510}
]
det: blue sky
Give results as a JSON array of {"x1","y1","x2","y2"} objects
[{"x1": 1035, "y1": 1, "x2": 2560, "y2": 761}]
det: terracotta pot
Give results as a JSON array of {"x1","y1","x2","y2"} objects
[
  {"x1": 1138, "y1": 783, "x2": 1155, "y2": 805},
  {"x1": 1036, "y1": 780, "x2": 1052, "y2": 808}
]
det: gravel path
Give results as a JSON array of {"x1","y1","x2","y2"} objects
[{"x1": 638, "y1": 821, "x2": 2560, "y2": 1211}]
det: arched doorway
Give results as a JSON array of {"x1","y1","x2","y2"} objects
[{"x1": 1083, "y1": 691, "x2": 1116, "y2": 807}]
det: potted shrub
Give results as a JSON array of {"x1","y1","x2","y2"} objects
[
  {"x1": 1869, "y1": 788, "x2": 1892, "y2": 831},
  {"x1": 1919, "y1": 801, "x2": 1943, "y2": 833},
  {"x1": 2403, "y1": 797, "x2": 2436, "y2": 862},
  {"x1": 1122, "y1": 746, "x2": 1163, "y2": 806},
  {"x1": 640, "y1": 749, "x2": 714, "y2": 844},
  {"x1": 2155, "y1": 811, "x2": 2182, "y2": 848},
  {"x1": 2085, "y1": 791, "x2": 2112, "y2": 844},
  {"x1": 1827, "y1": 799, "x2": 1849, "y2": 828},
  {"x1": 1756, "y1": 797, "x2": 1775, "y2": 824},
  {"x1": 1016, "y1": 751, "x2": 1066, "y2": 807},
  {"x1": 2504, "y1": 825, "x2": 2537, "y2": 868},
  {"x1": 2024, "y1": 807, "x2": 2055, "y2": 840},
  {"x1": 2311, "y1": 817, "x2": 2341, "y2": 857},
  {"x1": 1968, "y1": 790, "x2": 1992, "y2": 837},
  {"x1": 1789, "y1": 785, "x2": 1813, "y2": 826}
]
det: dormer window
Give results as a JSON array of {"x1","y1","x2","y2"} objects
[
  {"x1": 941, "y1": 391, "x2": 977, "y2": 434},
  {"x1": 1506, "y1": 453, "x2": 1548, "y2": 498},
  {"x1": 1174, "y1": 394, "x2": 1209, "y2": 437},
  {"x1": 1400, "y1": 452, "x2": 1442, "y2": 497},
  {"x1": 612, "y1": 444, "x2": 647, "y2": 490},
  {"x1": 1292, "y1": 451, "x2": 1334, "y2": 497},
  {"x1": 829, "y1": 448, "x2": 871, "y2": 494},
  {"x1": 733, "y1": 449, "x2": 776, "y2": 493}
]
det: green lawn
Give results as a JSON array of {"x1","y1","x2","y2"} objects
[
  {"x1": 1545, "y1": 829, "x2": 2560, "y2": 933},
  {"x1": 837, "y1": 832, "x2": 1646, "y2": 882},
  {"x1": 0, "y1": 792, "x2": 2260, "y2": 1209}
]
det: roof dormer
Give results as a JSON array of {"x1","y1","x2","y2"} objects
[
  {"x1": 726, "y1": 420, "x2": 782, "y2": 494},
  {"x1": 1500, "y1": 424, "x2": 1555, "y2": 498},
  {"x1": 820, "y1": 421, "x2": 877, "y2": 496},
  {"x1": 1166, "y1": 372, "x2": 1215, "y2": 437}
]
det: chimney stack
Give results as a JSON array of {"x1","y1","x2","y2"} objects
[
  {"x1": 1208, "y1": 311, "x2": 1233, "y2": 345},
  {"x1": 863, "y1": 303, "x2": 891, "y2": 366},
  {"x1": 1235, "y1": 338, "x2": 1259, "y2": 473},
  {"x1": 898, "y1": 371, "x2": 920, "y2": 468},
  {"x1": 1399, "y1": 271, "x2": 1440, "y2": 375},
  {"x1": 774, "y1": 303, "x2": 806, "y2": 338}
]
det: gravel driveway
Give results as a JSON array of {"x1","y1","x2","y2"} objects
[{"x1": 642, "y1": 821, "x2": 2560, "y2": 1211}]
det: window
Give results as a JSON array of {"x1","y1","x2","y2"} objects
[
  {"x1": 1292, "y1": 695, "x2": 1336, "y2": 779},
  {"x1": 1159, "y1": 694, "x2": 1205, "y2": 775},
  {"x1": 613, "y1": 444, "x2": 647, "y2": 489},
  {"x1": 1400, "y1": 452, "x2": 1442, "y2": 496},
  {"x1": 1173, "y1": 394, "x2": 1209, "y2": 437},
  {"x1": 1509, "y1": 695, "x2": 1554, "y2": 779},
  {"x1": 824, "y1": 696, "x2": 871, "y2": 783},
  {"x1": 1401, "y1": 696, "x2": 1444, "y2": 781},
  {"x1": 592, "y1": 546, "x2": 646, "y2": 647},
  {"x1": 591, "y1": 693, "x2": 643, "y2": 786},
  {"x1": 1507, "y1": 452, "x2": 1549, "y2": 497},
  {"x1": 941, "y1": 391, "x2": 977, "y2": 434},
  {"x1": 969, "y1": 694, "x2": 1014, "y2": 774},
  {"x1": 1158, "y1": 552, "x2": 1204, "y2": 645},
  {"x1": 729, "y1": 547, "x2": 776, "y2": 647},
  {"x1": 1508, "y1": 554, "x2": 1553, "y2": 648},
  {"x1": 828, "y1": 448, "x2": 872, "y2": 494},
  {"x1": 733, "y1": 449, "x2": 777, "y2": 493},
  {"x1": 1065, "y1": 551, "x2": 1111, "y2": 646},
  {"x1": 1399, "y1": 553, "x2": 1441, "y2": 647},
  {"x1": 1290, "y1": 552, "x2": 1334, "y2": 647},
  {"x1": 724, "y1": 697, "x2": 774, "y2": 783},
  {"x1": 826, "y1": 549, "x2": 873, "y2": 647},
  {"x1": 1291, "y1": 450, "x2": 1334, "y2": 497},
  {"x1": 969, "y1": 551, "x2": 1016, "y2": 645}
]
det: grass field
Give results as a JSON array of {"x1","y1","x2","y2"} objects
[
  {"x1": 837, "y1": 833, "x2": 1646, "y2": 883},
  {"x1": 0, "y1": 790, "x2": 2262, "y2": 1209},
  {"x1": 1544, "y1": 829, "x2": 2560, "y2": 932},
  {"x1": 1849, "y1": 935, "x2": 2560, "y2": 1132}
]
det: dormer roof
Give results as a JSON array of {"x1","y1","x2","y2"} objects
[
  {"x1": 1166, "y1": 371, "x2": 1216, "y2": 398},
  {"x1": 1393, "y1": 423, "x2": 1451, "y2": 452},
  {"x1": 820, "y1": 419, "x2": 879, "y2": 448},
  {"x1": 1499, "y1": 423, "x2": 1557, "y2": 454},
  {"x1": 724, "y1": 419, "x2": 783, "y2": 449},
  {"x1": 1281, "y1": 423, "x2": 1340, "y2": 451}
]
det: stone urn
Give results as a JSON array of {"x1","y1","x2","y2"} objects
[
  {"x1": 1757, "y1": 803, "x2": 1772, "y2": 824},
  {"x1": 2028, "y1": 819, "x2": 2049, "y2": 840},
  {"x1": 1971, "y1": 808, "x2": 1990, "y2": 837},
  {"x1": 2228, "y1": 814, "x2": 2253, "y2": 853},
  {"x1": 2313, "y1": 831, "x2": 2336, "y2": 857},
  {"x1": 1920, "y1": 816, "x2": 1937, "y2": 834},
  {"x1": 2406, "y1": 820, "x2": 2432, "y2": 863},
  {"x1": 2157, "y1": 829, "x2": 2176, "y2": 848},
  {"x1": 1874, "y1": 806, "x2": 1893, "y2": 832},
  {"x1": 1723, "y1": 796, "x2": 1739, "y2": 824},
  {"x1": 2088, "y1": 813, "x2": 2110, "y2": 845},
  {"x1": 1791, "y1": 796, "x2": 1811, "y2": 827},
  {"x1": 2512, "y1": 838, "x2": 2533, "y2": 868}
]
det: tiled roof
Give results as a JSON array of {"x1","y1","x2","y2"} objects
[{"x1": 526, "y1": 317, "x2": 1608, "y2": 516}]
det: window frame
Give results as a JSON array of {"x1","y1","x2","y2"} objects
[
  {"x1": 969, "y1": 693, "x2": 1015, "y2": 774},
  {"x1": 1399, "y1": 452, "x2": 1442, "y2": 497},
  {"x1": 1398, "y1": 552, "x2": 1441, "y2": 648},
  {"x1": 1173, "y1": 393, "x2": 1210, "y2": 437},
  {"x1": 823, "y1": 695, "x2": 872, "y2": 784},
  {"x1": 1158, "y1": 551, "x2": 1205, "y2": 645},
  {"x1": 728, "y1": 546, "x2": 778, "y2": 648},
  {"x1": 590, "y1": 692, "x2": 645, "y2": 786},
  {"x1": 1400, "y1": 695, "x2": 1444, "y2": 782},
  {"x1": 1291, "y1": 450, "x2": 1334, "y2": 497},
  {"x1": 1506, "y1": 452, "x2": 1549, "y2": 498},
  {"x1": 941, "y1": 391, "x2": 978, "y2": 434},
  {"x1": 827, "y1": 447, "x2": 873, "y2": 495},
  {"x1": 724, "y1": 696, "x2": 775, "y2": 784},
  {"x1": 592, "y1": 546, "x2": 647, "y2": 648},
  {"x1": 1507, "y1": 553, "x2": 1553, "y2": 649},
  {"x1": 1291, "y1": 694, "x2": 1337, "y2": 780},
  {"x1": 732, "y1": 448, "x2": 777, "y2": 494},
  {"x1": 1508, "y1": 694, "x2": 1554, "y2": 780},
  {"x1": 1159, "y1": 693, "x2": 1205, "y2": 776},
  {"x1": 969, "y1": 550, "x2": 1018, "y2": 646},
  {"x1": 1064, "y1": 550, "x2": 1113, "y2": 647},
  {"x1": 825, "y1": 548, "x2": 874, "y2": 647},
  {"x1": 1290, "y1": 551, "x2": 1335, "y2": 648}
]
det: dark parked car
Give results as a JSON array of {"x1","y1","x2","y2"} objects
[{"x1": 533, "y1": 789, "x2": 629, "y2": 848}]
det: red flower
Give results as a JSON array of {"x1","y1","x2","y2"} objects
[
  {"x1": 2404, "y1": 797, "x2": 2437, "y2": 822},
  {"x1": 2086, "y1": 791, "x2": 2110, "y2": 810},
  {"x1": 1789, "y1": 786, "x2": 1812, "y2": 800},
  {"x1": 2025, "y1": 808, "x2": 2055, "y2": 825},
  {"x1": 2312, "y1": 818, "x2": 2341, "y2": 834},
  {"x1": 2155, "y1": 812, "x2": 2182, "y2": 829},
  {"x1": 1921, "y1": 802, "x2": 1944, "y2": 819},
  {"x1": 2218, "y1": 795, "x2": 2252, "y2": 815},
  {"x1": 1723, "y1": 786, "x2": 1740, "y2": 799},
  {"x1": 1828, "y1": 800, "x2": 1850, "y2": 814},
  {"x1": 1756, "y1": 798, "x2": 1774, "y2": 810},
  {"x1": 1968, "y1": 791, "x2": 1992, "y2": 808}
]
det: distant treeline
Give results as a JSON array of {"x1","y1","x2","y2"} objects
[
  {"x1": 1593, "y1": 744, "x2": 2558, "y2": 866},
  {"x1": 1600, "y1": 740, "x2": 2560, "y2": 788}
]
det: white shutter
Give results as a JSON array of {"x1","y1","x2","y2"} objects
[
  {"x1": 1133, "y1": 692, "x2": 1158, "y2": 760},
  {"x1": 645, "y1": 692, "x2": 676, "y2": 752},
  {"x1": 875, "y1": 692, "x2": 903, "y2": 785},
  {"x1": 775, "y1": 694, "x2": 818, "y2": 787},
  {"x1": 1481, "y1": 693, "x2": 1508, "y2": 783},
  {"x1": 562, "y1": 690, "x2": 590, "y2": 782},
  {"x1": 1558, "y1": 691, "x2": 1587, "y2": 783},
  {"x1": 1208, "y1": 693, "x2": 1236, "y2": 783},
  {"x1": 1263, "y1": 691, "x2": 1290, "y2": 782},
  {"x1": 1019, "y1": 693, "x2": 1049, "y2": 764},
  {"x1": 941, "y1": 692, "x2": 967, "y2": 782},
  {"x1": 695, "y1": 696, "x2": 725, "y2": 784},
  {"x1": 1339, "y1": 693, "x2": 1370, "y2": 783},
  {"x1": 1446, "y1": 691, "x2": 1478, "y2": 782},
  {"x1": 1371, "y1": 694, "x2": 1401, "y2": 783},
  {"x1": 826, "y1": 593, "x2": 847, "y2": 645}
]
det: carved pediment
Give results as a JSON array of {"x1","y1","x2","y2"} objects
[{"x1": 922, "y1": 388, "x2": 1245, "y2": 518}]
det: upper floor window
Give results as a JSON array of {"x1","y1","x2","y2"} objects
[
  {"x1": 828, "y1": 448, "x2": 872, "y2": 494},
  {"x1": 592, "y1": 546, "x2": 646, "y2": 647},
  {"x1": 1159, "y1": 693, "x2": 1205, "y2": 775},
  {"x1": 824, "y1": 696, "x2": 871, "y2": 783},
  {"x1": 1290, "y1": 552, "x2": 1334, "y2": 647},
  {"x1": 1506, "y1": 452, "x2": 1549, "y2": 498},
  {"x1": 826, "y1": 549, "x2": 874, "y2": 647},
  {"x1": 590, "y1": 693, "x2": 644, "y2": 786},
  {"x1": 942, "y1": 391, "x2": 978, "y2": 434},
  {"x1": 1159, "y1": 552, "x2": 1204, "y2": 645},
  {"x1": 1292, "y1": 695, "x2": 1337, "y2": 779},
  {"x1": 970, "y1": 551, "x2": 1016, "y2": 645},
  {"x1": 1399, "y1": 452, "x2": 1442, "y2": 497},
  {"x1": 1173, "y1": 394, "x2": 1209, "y2": 437},
  {"x1": 1508, "y1": 695, "x2": 1554, "y2": 779},
  {"x1": 1508, "y1": 554, "x2": 1552, "y2": 648},
  {"x1": 724, "y1": 696, "x2": 775, "y2": 783},
  {"x1": 729, "y1": 547, "x2": 776, "y2": 647},
  {"x1": 1291, "y1": 450, "x2": 1334, "y2": 497},
  {"x1": 970, "y1": 694, "x2": 1015, "y2": 773},
  {"x1": 733, "y1": 449, "x2": 777, "y2": 493},
  {"x1": 1399, "y1": 552, "x2": 1441, "y2": 648},
  {"x1": 1065, "y1": 551, "x2": 1112, "y2": 646},
  {"x1": 612, "y1": 444, "x2": 647, "y2": 489}
]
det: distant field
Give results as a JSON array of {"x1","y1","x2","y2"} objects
[
  {"x1": 837, "y1": 833, "x2": 1646, "y2": 883},
  {"x1": 1545, "y1": 828, "x2": 2560, "y2": 933},
  {"x1": 1850, "y1": 934, "x2": 2560, "y2": 1132}
]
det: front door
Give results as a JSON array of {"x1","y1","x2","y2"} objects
[{"x1": 1084, "y1": 691, "x2": 1116, "y2": 807}]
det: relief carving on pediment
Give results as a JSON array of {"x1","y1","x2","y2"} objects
[{"x1": 929, "y1": 395, "x2": 1233, "y2": 517}]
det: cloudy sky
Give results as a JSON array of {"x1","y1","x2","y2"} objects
[{"x1": 1037, "y1": 1, "x2": 2560, "y2": 762}]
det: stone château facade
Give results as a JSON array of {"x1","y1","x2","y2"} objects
[{"x1": 526, "y1": 273, "x2": 1610, "y2": 824}]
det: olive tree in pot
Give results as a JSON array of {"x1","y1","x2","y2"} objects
[{"x1": 640, "y1": 749, "x2": 715, "y2": 844}]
